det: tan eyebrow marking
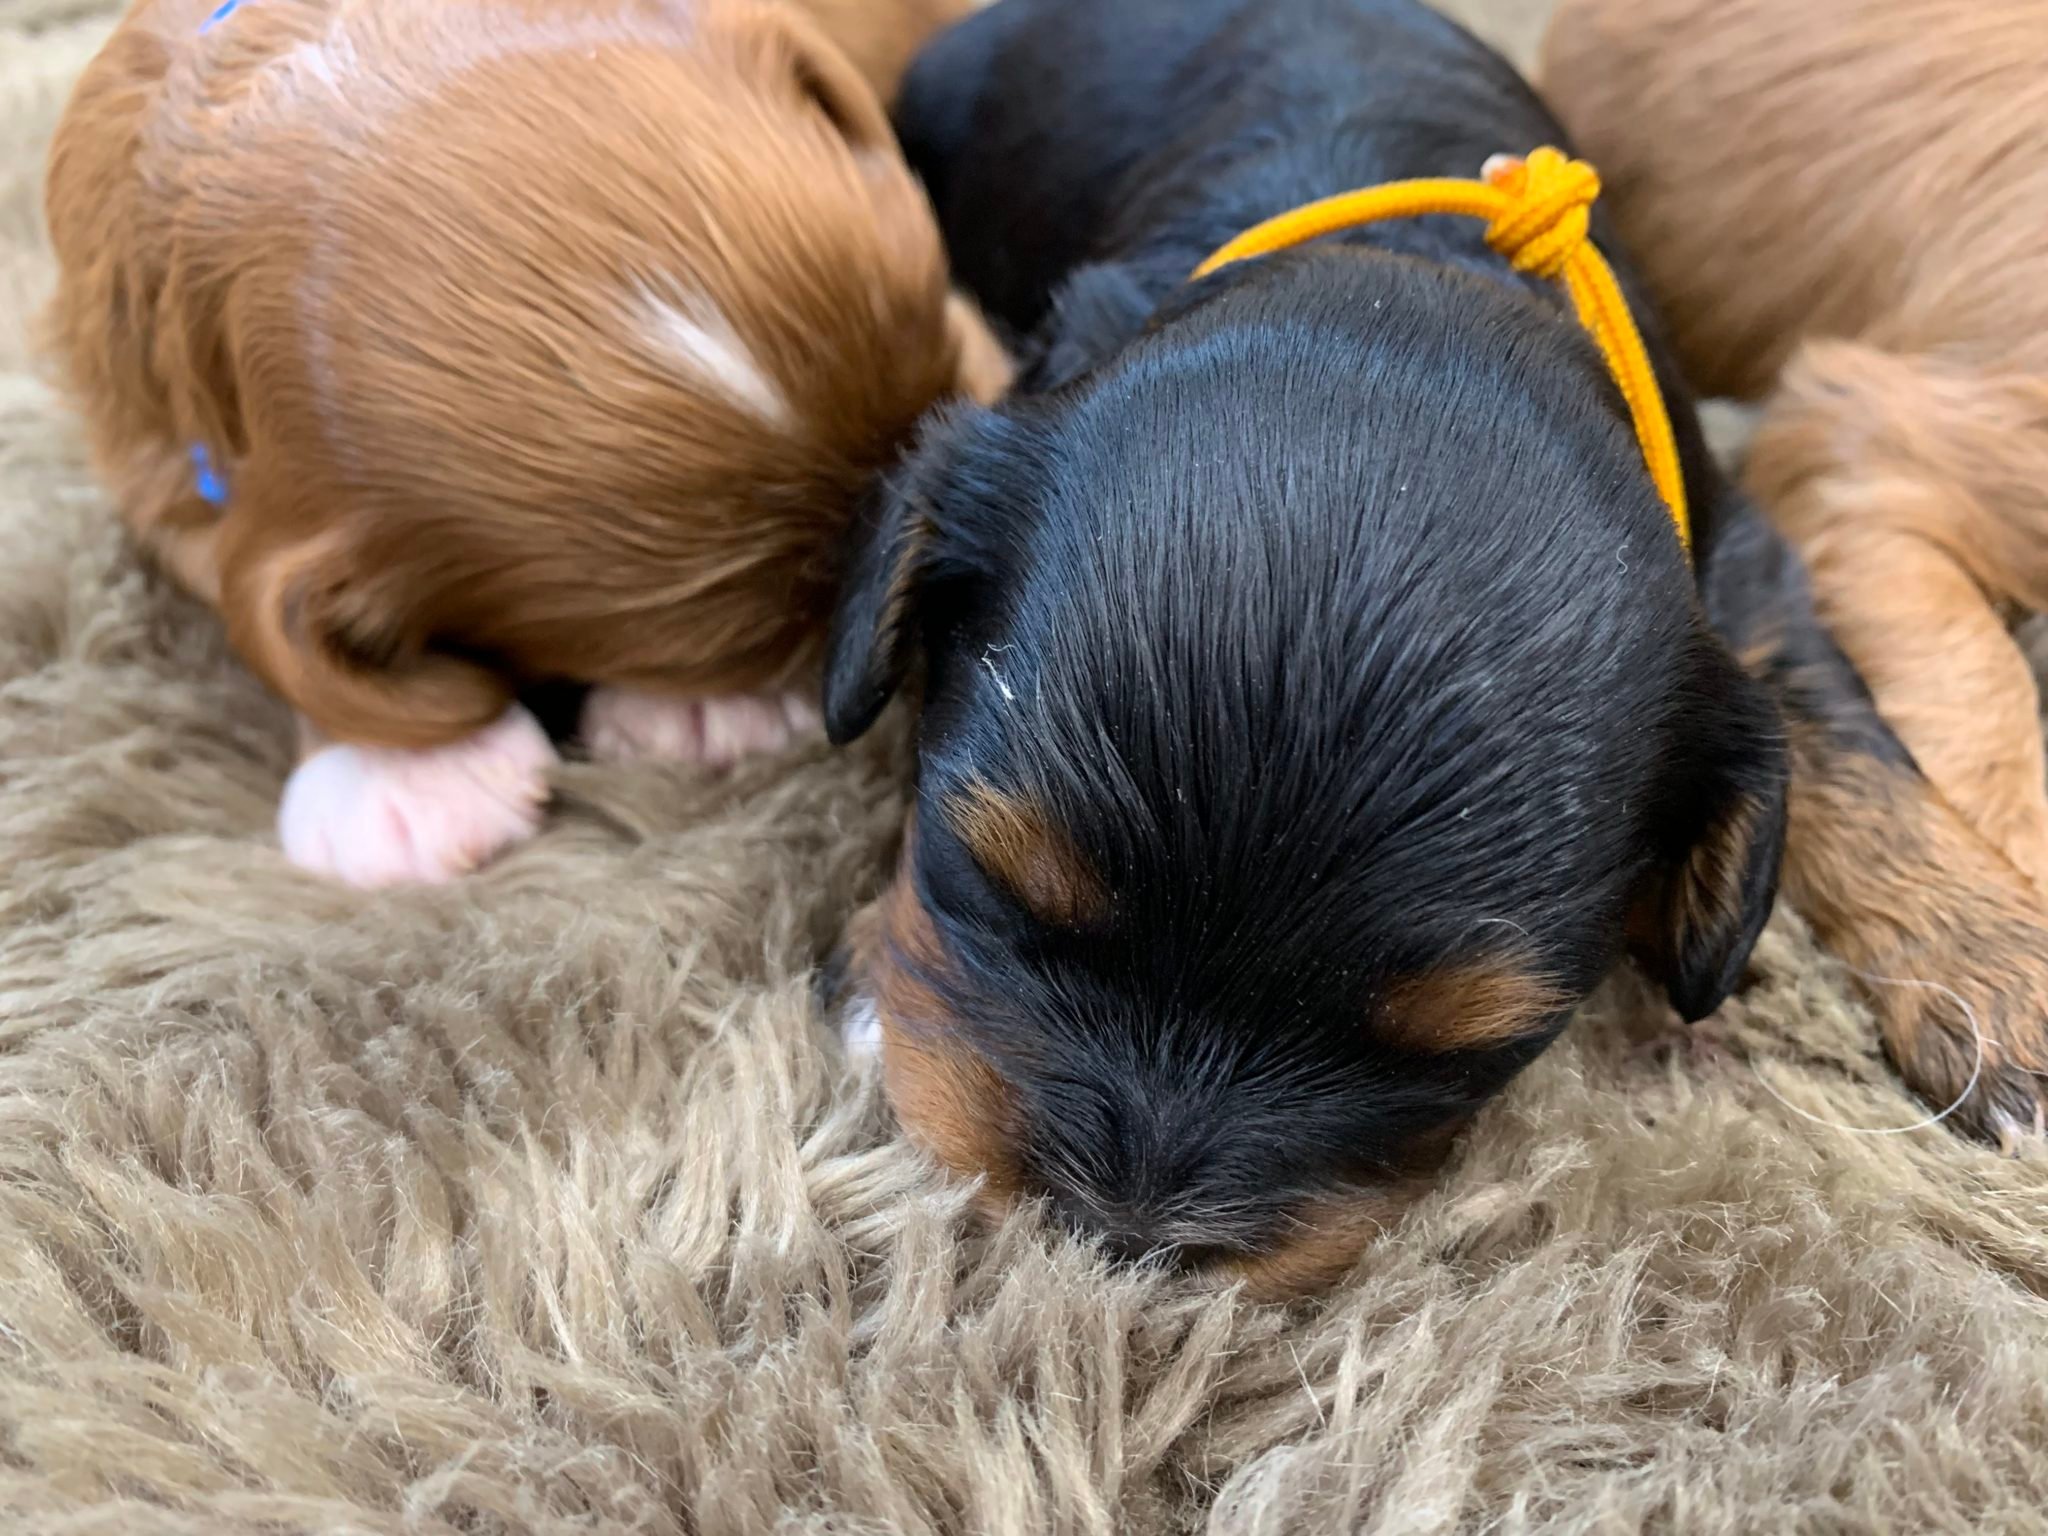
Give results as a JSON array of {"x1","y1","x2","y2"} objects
[
  {"x1": 944, "y1": 780, "x2": 1107, "y2": 927},
  {"x1": 1378, "y1": 960, "x2": 1569, "y2": 1052}
]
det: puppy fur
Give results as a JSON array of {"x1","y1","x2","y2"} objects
[
  {"x1": 792, "y1": 0, "x2": 975, "y2": 104},
  {"x1": 42, "y1": 0, "x2": 997, "y2": 767},
  {"x1": 1544, "y1": 0, "x2": 2048, "y2": 1143},
  {"x1": 827, "y1": 0, "x2": 1799, "y2": 1296}
]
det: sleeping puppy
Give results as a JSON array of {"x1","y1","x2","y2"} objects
[
  {"x1": 1544, "y1": 0, "x2": 2048, "y2": 892},
  {"x1": 1542, "y1": 0, "x2": 2048, "y2": 1135},
  {"x1": 824, "y1": 0, "x2": 1790, "y2": 1297},
  {"x1": 826, "y1": 0, "x2": 2048, "y2": 1297},
  {"x1": 42, "y1": 0, "x2": 1003, "y2": 886}
]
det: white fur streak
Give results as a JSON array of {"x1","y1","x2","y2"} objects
[
  {"x1": 639, "y1": 287, "x2": 794, "y2": 430},
  {"x1": 841, "y1": 997, "x2": 884, "y2": 1064},
  {"x1": 227, "y1": 6, "x2": 699, "y2": 132}
]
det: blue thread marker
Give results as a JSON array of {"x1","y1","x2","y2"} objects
[
  {"x1": 192, "y1": 0, "x2": 241, "y2": 497},
  {"x1": 190, "y1": 443, "x2": 229, "y2": 506}
]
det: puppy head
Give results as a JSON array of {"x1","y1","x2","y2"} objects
[
  {"x1": 828, "y1": 251, "x2": 1785, "y2": 1297},
  {"x1": 205, "y1": 0, "x2": 1001, "y2": 743}
]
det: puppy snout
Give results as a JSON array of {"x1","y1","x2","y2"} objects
[{"x1": 1051, "y1": 1198, "x2": 1186, "y2": 1267}]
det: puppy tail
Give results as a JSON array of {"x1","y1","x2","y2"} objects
[{"x1": 225, "y1": 532, "x2": 513, "y2": 752}]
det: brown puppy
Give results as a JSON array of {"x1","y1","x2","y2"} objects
[
  {"x1": 42, "y1": 0, "x2": 1004, "y2": 886},
  {"x1": 1544, "y1": 0, "x2": 2048, "y2": 1142}
]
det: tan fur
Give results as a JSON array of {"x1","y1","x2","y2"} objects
[
  {"x1": 879, "y1": 1015, "x2": 1023, "y2": 1210},
  {"x1": 1221, "y1": 1192, "x2": 1418, "y2": 1301},
  {"x1": 1378, "y1": 960, "x2": 1568, "y2": 1053},
  {"x1": 1777, "y1": 714, "x2": 2048, "y2": 1145},
  {"x1": 1543, "y1": 0, "x2": 2048, "y2": 894},
  {"x1": 944, "y1": 780, "x2": 1107, "y2": 928},
  {"x1": 42, "y1": 0, "x2": 1002, "y2": 752},
  {"x1": 787, "y1": 0, "x2": 971, "y2": 102},
  {"x1": 857, "y1": 819, "x2": 1027, "y2": 1203}
]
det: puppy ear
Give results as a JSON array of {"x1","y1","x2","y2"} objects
[
  {"x1": 1634, "y1": 629, "x2": 1789, "y2": 1021},
  {"x1": 769, "y1": 5, "x2": 895, "y2": 153},
  {"x1": 223, "y1": 529, "x2": 511, "y2": 751},
  {"x1": 823, "y1": 473, "x2": 926, "y2": 746},
  {"x1": 1023, "y1": 262, "x2": 1157, "y2": 393},
  {"x1": 824, "y1": 406, "x2": 1015, "y2": 744}
]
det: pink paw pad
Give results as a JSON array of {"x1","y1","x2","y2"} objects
[
  {"x1": 580, "y1": 687, "x2": 821, "y2": 767},
  {"x1": 278, "y1": 704, "x2": 557, "y2": 887}
]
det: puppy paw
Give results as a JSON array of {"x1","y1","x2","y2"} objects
[
  {"x1": 580, "y1": 686, "x2": 821, "y2": 767},
  {"x1": 1847, "y1": 862, "x2": 2048, "y2": 1150},
  {"x1": 1863, "y1": 845, "x2": 2048, "y2": 1153},
  {"x1": 1786, "y1": 746, "x2": 2048, "y2": 1150},
  {"x1": 278, "y1": 705, "x2": 556, "y2": 886},
  {"x1": 1874, "y1": 930, "x2": 2048, "y2": 1153}
]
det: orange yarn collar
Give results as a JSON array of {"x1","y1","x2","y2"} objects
[{"x1": 1191, "y1": 147, "x2": 1691, "y2": 559}]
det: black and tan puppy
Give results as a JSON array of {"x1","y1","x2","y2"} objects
[{"x1": 826, "y1": 0, "x2": 2048, "y2": 1296}]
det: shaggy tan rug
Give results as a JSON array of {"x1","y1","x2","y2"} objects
[{"x1": 5, "y1": 2, "x2": 2048, "y2": 1531}]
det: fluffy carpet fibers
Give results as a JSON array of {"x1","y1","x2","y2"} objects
[{"x1": 5, "y1": 2, "x2": 2048, "y2": 1531}]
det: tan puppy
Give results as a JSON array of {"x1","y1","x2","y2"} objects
[
  {"x1": 43, "y1": 0, "x2": 1004, "y2": 886},
  {"x1": 1543, "y1": 0, "x2": 2048, "y2": 1138},
  {"x1": 1543, "y1": 0, "x2": 2048, "y2": 891}
]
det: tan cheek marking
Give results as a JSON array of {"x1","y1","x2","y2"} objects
[
  {"x1": 879, "y1": 1013, "x2": 1022, "y2": 1209},
  {"x1": 1378, "y1": 961, "x2": 1569, "y2": 1053},
  {"x1": 1221, "y1": 1189, "x2": 1419, "y2": 1301},
  {"x1": 863, "y1": 819, "x2": 1025, "y2": 1201},
  {"x1": 944, "y1": 780, "x2": 1107, "y2": 927}
]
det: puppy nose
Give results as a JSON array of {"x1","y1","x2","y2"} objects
[
  {"x1": 1052, "y1": 1199, "x2": 1186, "y2": 1268},
  {"x1": 1094, "y1": 1226, "x2": 1172, "y2": 1266}
]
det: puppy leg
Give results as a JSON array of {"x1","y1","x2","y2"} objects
[
  {"x1": 216, "y1": 514, "x2": 553, "y2": 886},
  {"x1": 1751, "y1": 345, "x2": 2048, "y2": 891},
  {"x1": 1709, "y1": 509, "x2": 2048, "y2": 1148},
  {"x1": 1777, "y1": 510, "x2": 2048, "y2": 894},
  {"x1": 1778, "y1": 730, "x2": 2048, "y2": 1149},
  {"x1": 80, "y1": 428, "x2": 232, "y2": 605},
  {"x1": 579, "y1": 685, "x2": 821, "y2": 767}
]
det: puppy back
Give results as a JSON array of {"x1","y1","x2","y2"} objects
[{"x1": 1542, "y1": 0, "x2": 2048, "y2": 394}]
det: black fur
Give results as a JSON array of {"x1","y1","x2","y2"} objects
[{"x1": 831, "y1": 0, "x2": 1792, "y2": 1261}]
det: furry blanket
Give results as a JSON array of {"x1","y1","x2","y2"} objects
[{"x1": 3, "y1": 1, "x2": 2046, "y2": 1530}]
